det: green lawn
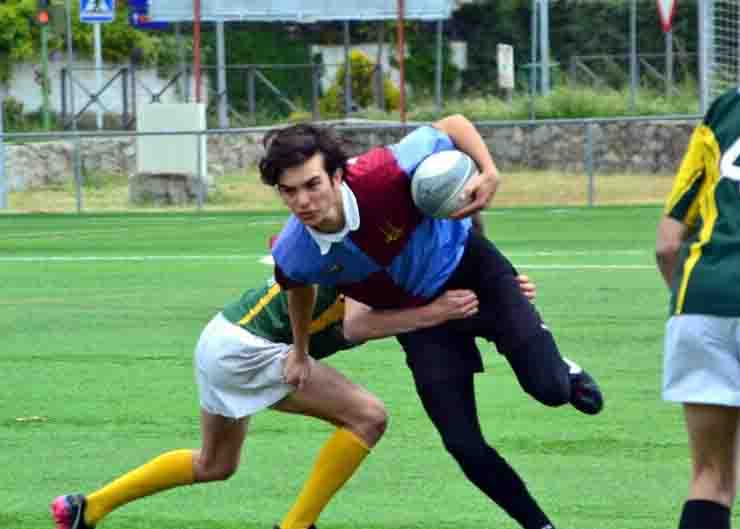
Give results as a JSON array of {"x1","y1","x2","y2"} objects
[{"x1": 0, "y1": 206, "x2": 707, "y2": 529}]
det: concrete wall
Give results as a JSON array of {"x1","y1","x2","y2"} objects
[{"x1": 2, "y1": 118, "x2": 697, "y2": 192}]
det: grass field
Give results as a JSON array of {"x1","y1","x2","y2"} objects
[{"x1": 1, "y1": 206, "x2": 721, "y2": 529}]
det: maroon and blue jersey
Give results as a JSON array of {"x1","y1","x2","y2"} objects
[{"x1": 272, "y1": 126, "x2": 471, "y2": 309}]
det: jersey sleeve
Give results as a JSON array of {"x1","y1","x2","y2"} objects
[
  {"x1": 664, "y1": 125, "x2": 708, "y2": 229},
  {"x1": 388, "y1": 125, "x2": 455, "y2": 176},
  {"x1": 274, "y1": 264, "x2": 307, "y2": 290},
  {"x1": 271, "y1": 216, "x2": 314, "y2": 290}
]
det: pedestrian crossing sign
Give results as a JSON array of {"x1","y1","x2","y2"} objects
[{"x1": 80, "y1": 0, "x2": 115, "y2": 23}]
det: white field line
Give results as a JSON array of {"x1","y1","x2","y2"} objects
[
  {"x1": 0, "y1": 252, "x2": 653, "y2": 270},
  {"x1": 515, "y1": 264, "x2": 653, "y2": 270},
  {"x1": 0, "y1": 255, "x2": 263, "y2": 262},
  {"x1": 0, "y1": 249, "x2": 649, "y2": 262},
  {"x1": 2, "y1": 220, "x2": 286, "y2": 241},
  {"x1": 256, "y1": 255, "x2": 651, "y2": 269}
]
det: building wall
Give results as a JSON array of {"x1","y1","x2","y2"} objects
[{"x1": 4, "y1": 59, "x2": 203, "y2": 115}]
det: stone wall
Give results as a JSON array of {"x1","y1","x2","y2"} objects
[{"x1": 3, "y1": 118, "x2": 697, "y2": 192}]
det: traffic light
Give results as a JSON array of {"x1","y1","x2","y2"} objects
[{"x1": 37, "y1": 0, "x2": 50, "y2": 25}]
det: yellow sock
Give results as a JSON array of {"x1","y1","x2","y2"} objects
[
  {"x1": 280, "y1": 428, "x2": 370, "y2": 529},
  {"x1": 84, "y1": 449, "x2": 195, "y2": 525}
]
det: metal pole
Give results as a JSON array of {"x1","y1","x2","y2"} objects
[
  {"x1": 65, "y1": 0, "x2": 82, "y2": 213},
  {"x1": 65, "y1": 0, "x2": 76, "y2": 127},
  {"x1": 0, "y1": 89, "x2": 6, "y2": 209},
  {"x1": 130, "y1": 59, "x2": 137, "y2": 127},
  {"x1": 343, "y1": 20, "x2": 352, "y2": 116},
  {"x1": 435, "y1": 20, "x2": 443, "y2": 115},
  {"x1": 529, "y1": 0, "x2": 537, "y2": 117},
  {"x1": 194, "y1": 0, "x2": 202, "y2": 103},
  {"x1": 60, "y1": 68, "x2": 67, "y2": 124},
  {"x1": 666, "y1": 30, "x2": 673, "y2": 97},
  {"x1": 121, "y1": 67, "x2": 128, "y2": 128},
  {"x1": 175, "y1": 23, "x2": 187, "y2": 101},
  {"x1": 629, "y1": 0, "x2": 638, "y2": 111},
  {"x1": 539, "y1": 0, "x2": 550, "y2": 95},
  {"x1": 195, "y1": 130, "x2": 204, "y2": 210},
  {"x1": 375, "y1": 22, "x2": 385, "y2": 111},
  {"x1": 247, "y1": 66, "x2": 256, "y2": 125},
  {"x1": 216, "y1": 21, "x2": 229, "y2": 128},
  {"x1": 698, "y1": 0, "x2": 712, "y2": 112},
  {"x1": 94, "y1": 22, "x2": 103, "y2": 129},
  {"x1": 41, "y1": 24, "x2": 51, "y2": 130},
  {"x1": 585, "y1": 122, "x2": 595, "y2": 206},
  {"x1": 397, "y1": 0, "x2": 406, "y2": 124},
  {"x1": 311, "y1": 62, "x2": 320, "y2": 120}
]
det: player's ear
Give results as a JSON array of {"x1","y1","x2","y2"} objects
[{"x1": 331, "y1": 167, "x2": 343, "y2": 186}]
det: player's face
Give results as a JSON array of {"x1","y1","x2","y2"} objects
[{"x1": 277, "y1": 153, "x2": 344, "y2": 232}]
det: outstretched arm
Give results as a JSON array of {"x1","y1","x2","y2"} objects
[
  {"x1": 342, "y1": 290, "x2": 478, "y2": 344},
  {"x1": 341, "y1": 274, "x2": 538, "y2": 344}
]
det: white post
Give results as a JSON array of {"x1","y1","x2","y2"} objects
[
  {"x1": 216, "y1": 21, "x2": 229, "y2": 128},
  {"x1": 666, "y1": 30, "x2": 673, "y2": 97},
  {"x1": 94, "y1": 22, "x2": 103, "y2": 129}
]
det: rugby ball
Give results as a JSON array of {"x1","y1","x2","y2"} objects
[{"x1": 411, "y1": 150, "x2": 477, "y2": 218}]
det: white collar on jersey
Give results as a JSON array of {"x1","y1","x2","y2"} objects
[{"x1": 306, "y1": 182, "x2": 360, "y2": 255}]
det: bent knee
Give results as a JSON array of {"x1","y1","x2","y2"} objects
[
  {"x1": 194, "y1": 457, "x2": 239, "y2": 483},
  {"x1": 350, "y1": 396, "x2": 388, "y2": 446}
]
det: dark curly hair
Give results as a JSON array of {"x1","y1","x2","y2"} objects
[{"x1": 259, "y1": 124, "x2": 349, "y2": 186}]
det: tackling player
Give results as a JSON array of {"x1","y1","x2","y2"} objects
[{"x1": 50, "y1": 238, "x2": 535, "y2": 529}]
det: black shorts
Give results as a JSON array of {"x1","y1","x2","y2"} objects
[{"x1": 397, "y1": 231, "x2": 545, "y2": 384}]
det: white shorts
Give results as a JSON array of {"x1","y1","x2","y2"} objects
[
  {"x1": 663, "y1": 314, "x2": 740, "y2": 406},
  {"x1": 194, "y1": 313, "x2": 295, "y2": 419}
]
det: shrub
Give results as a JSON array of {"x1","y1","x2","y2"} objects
[
  {"x1": 319, "y1": 50, "x2": 400, "y2": 117},
  {"x1": 3, "y1": 96, "x2": 25, "y2": 130}
]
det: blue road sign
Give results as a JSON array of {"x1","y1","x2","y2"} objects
[
  {"x1": 128, "y1": 0, "x2": 169, "y2": 30},
  {"x1": 80, "y1": 0, "x2": 115, "y2": 23},
  {"x1": 130, "y1": 13, "x2": 170, "y2": 30}
]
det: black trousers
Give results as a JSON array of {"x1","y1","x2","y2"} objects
[
  {"x1": 414, "y1": 374, "x2": 553, "y2": 529},
  {"x1": 397, "y1": 230, "x2": 571, "y2": 404},
  {"x1": 396, "y1": 231, "x2": 571, "y2": 528}
]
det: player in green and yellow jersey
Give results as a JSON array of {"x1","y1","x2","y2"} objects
[
  {"x1": 52, "y1": 235, "x2": 536, "y2": 529},
  {"x1": 657, "y1": 87, "x2": 740, "y2": 529}
]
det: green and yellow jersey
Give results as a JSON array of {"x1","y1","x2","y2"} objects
[
  {"x1": 221, "y1": 277, "x2": 355, "y2": 359},
  {"x1": 665, "y1": 87, "x2": 740, "y2": 316}
]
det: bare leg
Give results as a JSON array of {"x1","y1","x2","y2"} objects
[
  {"x1": 272, "y1": 359, "x2": 387, "y2": 446},
  {"x1": 684, "y1": 403, "x2": 739, "y2": 506},
  {"x1": 57, "y1": 409, "x2": 246, "y2": 527},
  {"x1": 271, "y1": 359, "x2": 388, "y2": 529},
  {"x1": 193, "y1": 409, "x2": 249, "y2": 483}
]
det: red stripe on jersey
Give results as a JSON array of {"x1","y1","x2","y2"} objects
[
  {"x1": 345, "y1": 147, "x2": 424, "y2": 266},
  {"x1": 339, "y1": 269, "x2": 427, "y2": 309}
]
